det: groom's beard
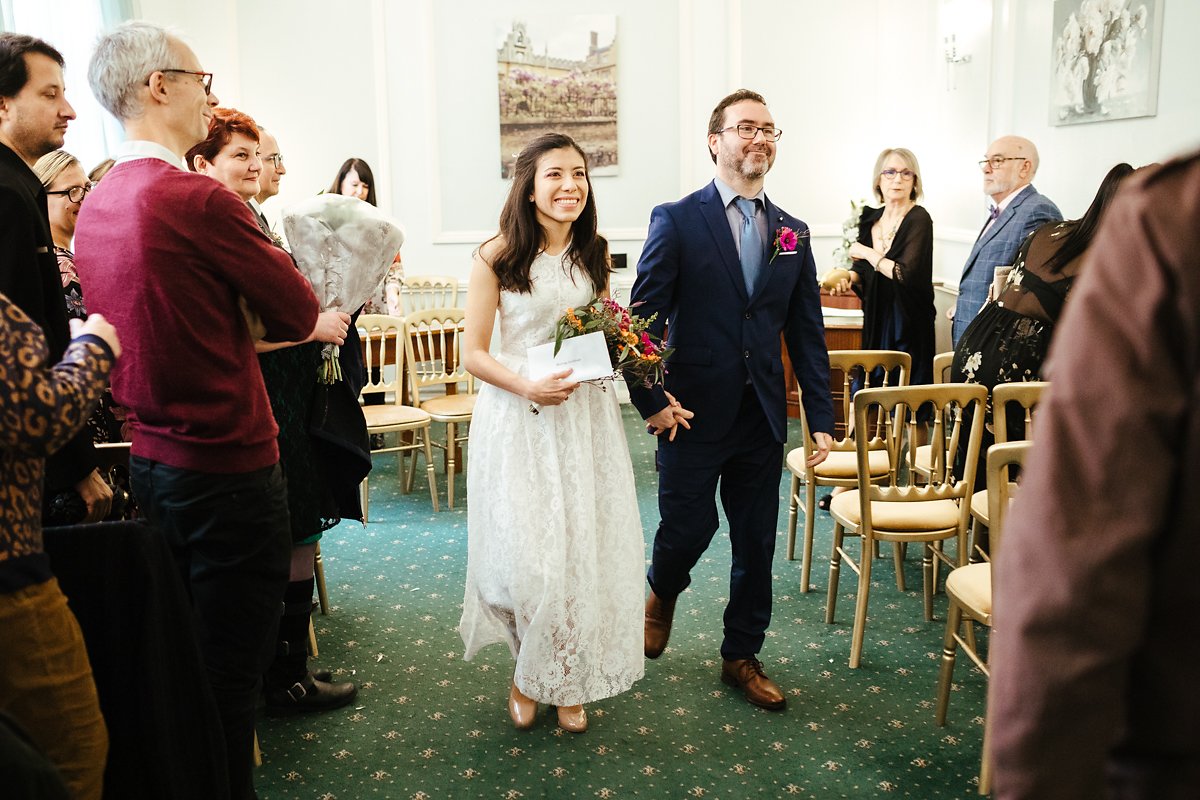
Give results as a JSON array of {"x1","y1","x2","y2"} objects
[{"x1": 721, "y1": 146, "x2": 773, "y2": 181}]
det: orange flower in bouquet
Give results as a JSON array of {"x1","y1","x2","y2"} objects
[{"x1": 553, "y1": 297, "x2": 673, "y2": 388}]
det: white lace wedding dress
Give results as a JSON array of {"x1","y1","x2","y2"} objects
[{"x1": 460, "y1": 249, "x2": 645, "y2": 706}]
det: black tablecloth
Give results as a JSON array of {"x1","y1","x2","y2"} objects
[{"x1": 44, "y1": 521, "x2": 227, "y2": 800}]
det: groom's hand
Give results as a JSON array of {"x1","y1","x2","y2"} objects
[
  {"x1": 646, "y1": 391, "x2": 694, "y2": 442},
  {"x1": 806, "y1": 432, "x2": 833, "y2": 468}
]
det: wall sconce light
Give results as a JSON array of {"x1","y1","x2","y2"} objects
[{"x1": 943, "y1": 34, "x2": 971, "y2": 90}]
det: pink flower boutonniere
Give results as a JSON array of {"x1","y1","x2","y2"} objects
[{"x1": 770, "y1": 226, "x2": 803, "y2": 264}]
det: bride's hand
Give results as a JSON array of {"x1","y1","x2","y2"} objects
[{"x1": 525, "y1": 369, "x2": 579, "y2": 406}]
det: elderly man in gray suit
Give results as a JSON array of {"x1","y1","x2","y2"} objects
[{"x1": 951, "y1": 135, "x2": 1061, "y2": 345}]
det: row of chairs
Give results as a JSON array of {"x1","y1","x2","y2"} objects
[
  {"x1": 783, "y1": 348, "x2": 1045, "y2": 793},
  {"x1": 357, "y1": 310, "x2": 475, "y2": 516},
  {"x1": 394, "y1": 275, "x2": 459, "y2": 316}
]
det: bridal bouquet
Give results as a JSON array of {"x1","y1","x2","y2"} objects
[
  {"x1": 283, "y1": 194, "x2": 405, "y2": 383},
  {"x1": 553, "y1": 296, "x2": 672, "y2": 388}
]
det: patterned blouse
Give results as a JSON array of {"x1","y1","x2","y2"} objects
[
  {"x1": 0, "y1": 291, "x2": 113, "y2": 590},
  {"x1": 360, "y1": 256, "x2": 404, "y2": 316},
  {"x1": 55, "y1": 246, "x2": 127, "y2": 443},
  {"x1": 56, "y1": 245, "x2": 87, "y2": 319}
]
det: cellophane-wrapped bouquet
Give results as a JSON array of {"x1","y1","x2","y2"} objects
[
  {"x1": 283, "y1": 194, "x2": 405, "y2": 383},
  {"x1": 553, "y1": 296, "x2": 673, "y2": 388}
]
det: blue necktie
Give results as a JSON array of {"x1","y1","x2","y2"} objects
[{"x1": 735, "y1": 197, "x2": 762, "y2": 293}]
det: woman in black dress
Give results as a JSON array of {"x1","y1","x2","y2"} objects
[
  {"x1": 188, "y1": 108, "x2": 358, "y2": 713},
  {"x1": 823, "y1": 148, "x2": 935, "y2": 513},
  {"x1": 832, "y1": 147, "x2": 936, "y2": 389},
  {"x1": 952, "y1": 162, "x2": 1135, "y2": 486}
]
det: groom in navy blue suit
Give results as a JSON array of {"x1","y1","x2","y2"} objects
[{"x1": 627, "y1": 89, "x2": 834, "y2": 710}]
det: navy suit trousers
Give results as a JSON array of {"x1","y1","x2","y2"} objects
[{"x1": 648, "y1": 383, "x2": 783, "y2": 660}]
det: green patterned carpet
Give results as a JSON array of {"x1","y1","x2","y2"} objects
[{"x1": 255, "y1": 406, "x2": 987, "y2": 799}]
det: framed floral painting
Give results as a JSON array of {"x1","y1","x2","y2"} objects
[{"x1": 1050, "y1": 0, "x2": 1164, "y2": 126}]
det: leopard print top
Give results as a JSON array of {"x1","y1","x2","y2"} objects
[{"x1": 1, "y1": 291, "x2": 113, "y2": 579}]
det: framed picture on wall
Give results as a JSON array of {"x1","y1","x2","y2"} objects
[
  {"x1": 495, "y1": 17, "x2": 618, "y2": 178},
  {"x1": 1049, "y1": 0, "x2": 1164, "y2": 126}
]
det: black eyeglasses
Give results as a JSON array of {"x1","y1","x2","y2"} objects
[
  {"x1": 880, "y1": 168, "x2": 915, "y2": 180},
  {"x1": 156, "y1": 68, "x2": 214, "y2": 95},
  {"x1": 262, "y1": 153, "x2": 284, "y2": 169},
  {"x1": 978, "y1": 155, "x2": 1025, "y2": 171},
  {"x1": 46, "y1": 183, "x2": 94, "y2": 203},
  {"x1": 717, "y1": 124, "x2": 783, "y2": 142}
]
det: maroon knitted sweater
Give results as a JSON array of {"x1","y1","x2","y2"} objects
[{"x1": 76, "y1": 157, "x2": 319, "y2": 473}]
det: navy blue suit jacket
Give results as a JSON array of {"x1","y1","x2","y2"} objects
[
  {"x1": 627, "y1": 181, "x2": 834, "y2": 443},
  {"x1": 953, "y1": 184, "x2": 1061, "y2": 345}
]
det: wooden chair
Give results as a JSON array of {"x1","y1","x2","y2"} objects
[
  {"x1": 826, "y1": 383, "x2": 987, "y2": 668},
  {"x1": 404, "y1": 309, "x2": 475, "y2": 509},
  {"x1": 967, "y1": 381, "x2": 1046, "y2": 563},
  {"x1": 913, "y1": 351, "x2": 955, "y2": 483},
  {"x1": 357, "y1": 314, "x2": 440, "y2": 517},
  {"x1": 785, "y1": 350, "x2": 911, "y2": 593},
  {"x1": 935, "y1": 440, "x2": 1030, "y2": 796},
  {"x1": 399, "y1": 276, "x2": 458, "y2": 316},
  {"x1": 314, "y1": 543, "x2": 329, "y2": 615}
]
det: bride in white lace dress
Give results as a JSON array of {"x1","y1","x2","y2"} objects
[{"x1": 460, "y1": 134, "x2": 644, "y2": 733}]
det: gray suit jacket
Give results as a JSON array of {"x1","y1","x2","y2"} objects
[{"x1": 952, "y1": 184, "x2": 1060, "y2": 345}]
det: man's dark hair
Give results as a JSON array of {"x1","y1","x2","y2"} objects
[
  {"x1": 707, "y1": 89, "x2": 767, "y2": 163},
  {"x1": 0, "y1": 33, "x2": 64, "y2": 98}
]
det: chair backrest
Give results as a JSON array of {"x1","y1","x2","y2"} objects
[
  {"x1": 403, "y1": 307, "x2": 473, "y2": 401},
  {"x1": 985, "y1": 440, "x2": 1031, "y2": 563},
  {"x1": 852, "y1": 384, "x2": 987, "y2": 527},
  {"x1": 992, "y1": 381, "x2": 1047, "y2": 444},
  {"x1": 399, "y1": 276, "x2": 459, "y2": 316},
  {"x1": 356, "y1": 314, "x2": 407, "y2": 405},
  {"x1": 798, "y1": 349, "x2": 912, "y2": 478},
  {"x1": 932, "y1": 351, "x2": 954, "y2": 383}
]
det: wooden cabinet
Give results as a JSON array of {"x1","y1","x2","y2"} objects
[{"x1": 782, "y1": 291, "x2": 863, "y2": 436}]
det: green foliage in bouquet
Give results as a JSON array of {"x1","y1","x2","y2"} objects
[
  {"x1": 552, "y1": 297, "x2": 673, "y2": 388},
  {"x1": 831, "y1": 198, "x2": 870, "y2": 269}
]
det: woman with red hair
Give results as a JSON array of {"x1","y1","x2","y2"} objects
[{"x1": 187, "y1": 108, "x2": 358, "y2": 715}]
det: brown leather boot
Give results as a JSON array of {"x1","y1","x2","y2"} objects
[
  {"x1": 644, "y1": 589, "x2": 678, "y2": 659},
  {"x1": 721, "y1": 658, "x2": 786, "y2": 710}
]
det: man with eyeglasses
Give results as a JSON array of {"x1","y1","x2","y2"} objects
[
  {"x1": 76, "y1": 22, "x2": 337, "y2": 800},
  {"x1": 0, "y1": 35, "x2": 114, "y2": 527},
  {"x1": 951, "y1": 135, "x2": 1061, "y2": 345},
  {"x1": 0, "y1": 31, "x2": 111, "y2": 800},
  {"x1": 251, "y1": 126, "x2": 285, "y2": 233},
  {"x1": 628, "y1": 89, "x2": 833, "y2": 711}
]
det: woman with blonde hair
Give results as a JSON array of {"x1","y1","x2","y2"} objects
[
  {"x1": 831, "y1": 147, "x2": 935, "y2": 387},
  {"x1": 34, "y1": 149, "x2": 125, "y2": 447}
]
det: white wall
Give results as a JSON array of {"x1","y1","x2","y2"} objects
[{"x1": 67, "y1": 0, "x2": 1200, "y2": 289}]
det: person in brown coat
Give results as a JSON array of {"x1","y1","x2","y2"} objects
[{"x1": 989, "y1": 152, "x2": 1200, "y2": 799}]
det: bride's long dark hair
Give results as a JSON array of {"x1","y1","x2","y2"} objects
[{"x1": 486, "y1": 133, "x2": 610, "y2": 294}]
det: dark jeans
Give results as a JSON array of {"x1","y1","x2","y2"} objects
[
  {"x1": 649, "y1": 383, "x2": 783, "y2": 660},
  {"x1": 130, "y1": 458, "x2": 290, "y2": 800}
]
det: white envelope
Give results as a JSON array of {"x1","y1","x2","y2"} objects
[{"x1": 527, "y1": 331, "x2": 614, "y2": 382}]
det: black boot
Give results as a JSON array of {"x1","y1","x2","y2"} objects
[{"x1": 264, "y1": 579, "x2": 357, "y2": 716}]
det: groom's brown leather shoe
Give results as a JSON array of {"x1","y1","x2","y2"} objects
[
  {"x1": 721, "y1": 658, "x2": 786, "y2": 710},
  {"x1": 644, "y1": 589, "x2": 677, "y2": 659}
]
